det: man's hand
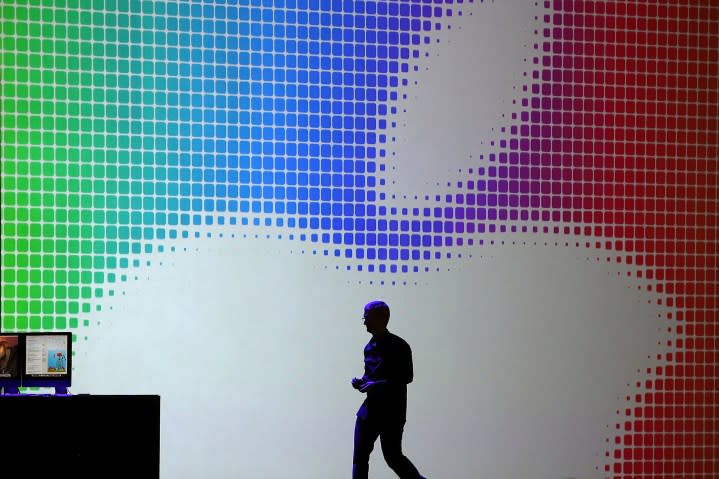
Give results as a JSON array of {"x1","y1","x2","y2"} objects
[
  {"x1": 351, "y1": 377, "x2": 365, "y2": 390},
  {"x1": 359, "y1": 380, "x2": 383, "y2": 393}
]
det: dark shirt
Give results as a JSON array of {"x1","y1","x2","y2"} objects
[{"x1": 359, "y1": 331, "x2": 413, "y2": 421}]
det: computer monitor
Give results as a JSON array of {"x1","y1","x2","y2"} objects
[
  {"x1": 21, "y1": 332, "x2": 72, "y2": 393},
  {"x1": 0, "y1": 334, "x2": 21, "y2": 393}
]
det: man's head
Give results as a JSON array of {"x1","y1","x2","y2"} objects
[{"x1": 363, "y1": 301, "x2": 390, "y2": 336}]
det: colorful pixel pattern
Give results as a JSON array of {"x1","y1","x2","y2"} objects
[
  {"x1": 506, "y1": 2, "x2": 718, "y2": 477},
  {"x1": 1, "y1": 1, "x2": 717, "y2": 477}
]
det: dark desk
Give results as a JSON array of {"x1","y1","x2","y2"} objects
[{"x1": 0, "y1": 394, "x2": 160, "y2": 479}]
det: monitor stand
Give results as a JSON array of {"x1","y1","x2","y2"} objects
[
  {"x1": 55, "y1": 386, "x2": 68, "y2": 395},
  {"x1": 1, "y1": 386, "x2": 20, "y2": 395}
]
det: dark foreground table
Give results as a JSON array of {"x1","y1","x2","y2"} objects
[{"x1": 0, "y1": 394, "x2": 160, "y2": 479}]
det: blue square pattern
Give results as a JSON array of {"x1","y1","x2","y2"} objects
[{"x1": 81, "y1": 1, "x2": 478, "y2": 268}]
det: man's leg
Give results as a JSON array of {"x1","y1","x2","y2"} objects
[
  {"x1": 353, "y1": 414, "x2": 381, "y2": 479},
  {"x1": 379, "y1": 421, "x2": 423, "y2": 479}
]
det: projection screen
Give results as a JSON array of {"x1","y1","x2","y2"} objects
[{"x1": 1, "y1": 1, "x2": 717, "y2": 478}]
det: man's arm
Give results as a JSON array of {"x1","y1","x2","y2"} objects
[
  {"x1": 394, "y1": 340, "x2": 413, "y2": 385},
  {"x1": 351, "y1": 377, "x2": 367, "y2": 390}
]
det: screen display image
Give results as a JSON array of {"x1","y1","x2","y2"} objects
[
  {"x1": 47, "y1": 350, "x2": 68, "y2": 374},
  {"x1": 0, "y1": 335, "x2": 20, "y2": 379},
  {"x1": 24, "y1": 334, "x2": 71, "y2": 379}
]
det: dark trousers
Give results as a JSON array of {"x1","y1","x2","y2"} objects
[{"x1": 352, "y1": 411, "x2": 422, "y2": 479}]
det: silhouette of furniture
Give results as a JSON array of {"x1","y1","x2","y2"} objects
[{"x1": 0, "y1": 394, "x2": 160, "y2": 478}]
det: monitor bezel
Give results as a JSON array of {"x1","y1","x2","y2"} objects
[{"x1": 20, "y1": 332, "x2": 73, "y2": 388}]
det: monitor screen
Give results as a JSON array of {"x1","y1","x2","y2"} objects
[
  {"x1": 0, "y1": 334, "x2": 21, "y2": 388},
  {"x1": 21, "y1": 332, "x2": 72, "y2": 388}
]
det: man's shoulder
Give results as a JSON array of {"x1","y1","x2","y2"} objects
[{"x1": 387, "y1": 332, "x2": 411, "y2": 349}]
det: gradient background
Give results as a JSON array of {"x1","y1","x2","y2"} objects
[{"x1": 1, "y1": 1, "x2": 717, "y2": 478}]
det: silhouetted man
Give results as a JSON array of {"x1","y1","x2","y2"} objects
[{"x1": 351, "y1": 301, "x2": 426, "y2": 479}]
